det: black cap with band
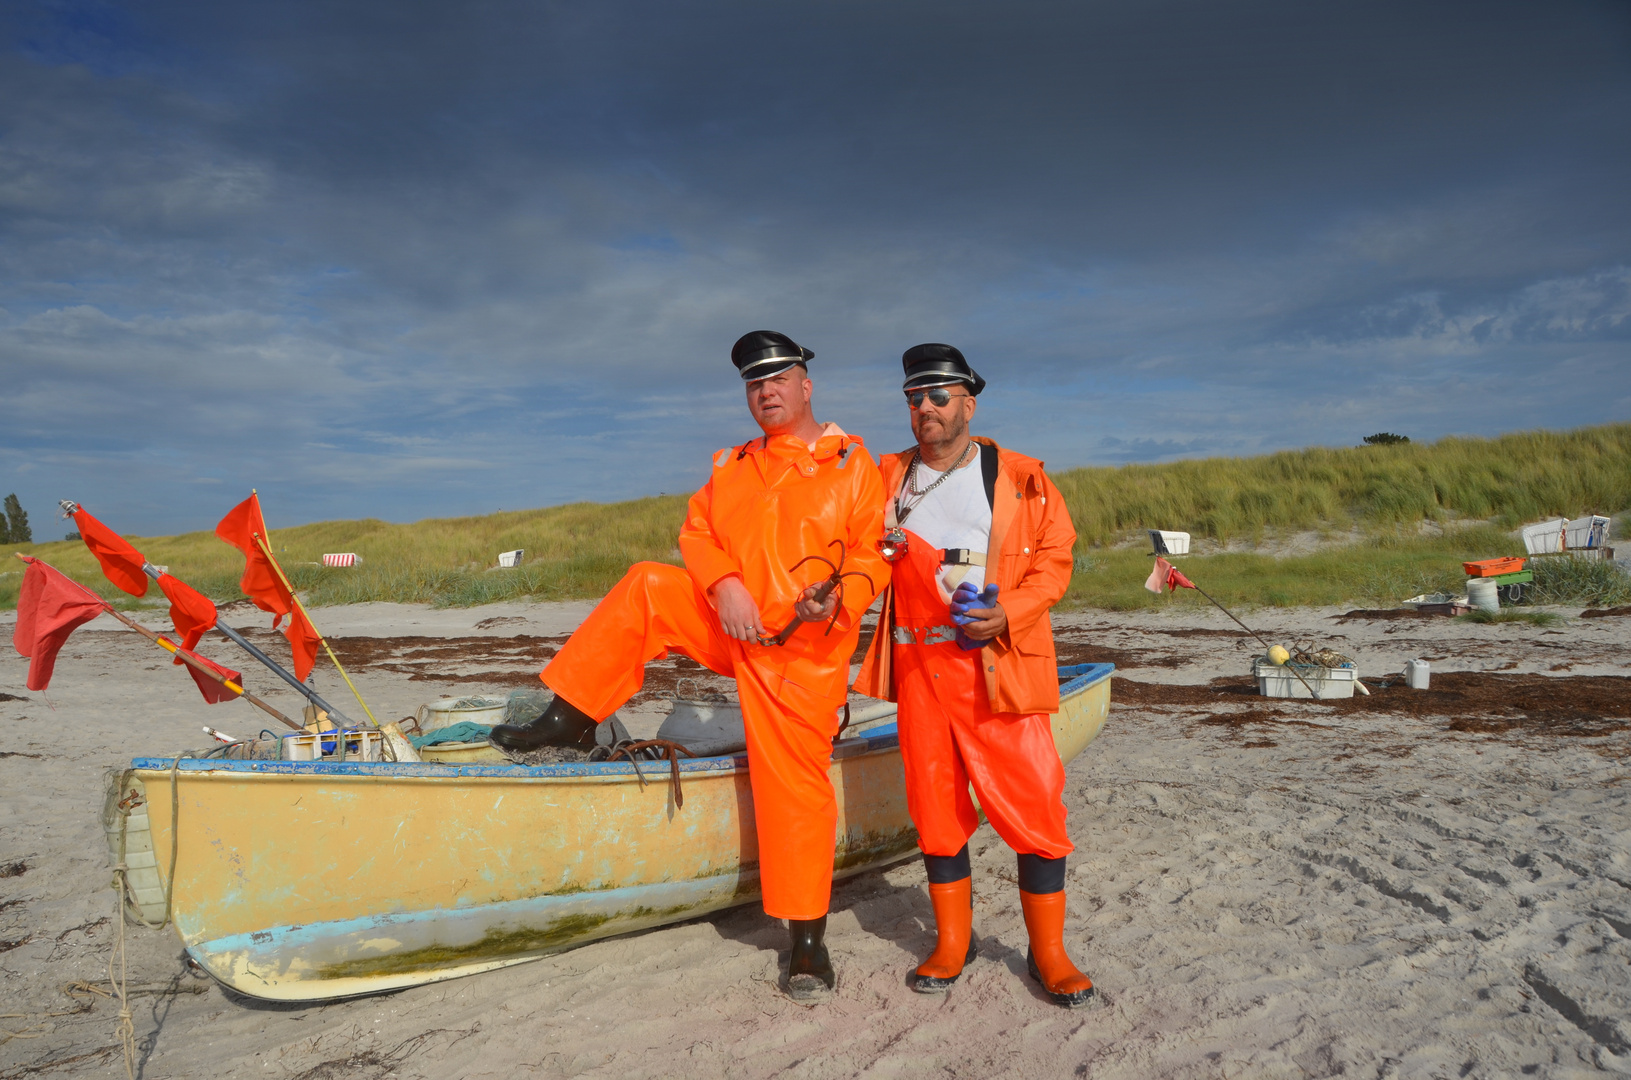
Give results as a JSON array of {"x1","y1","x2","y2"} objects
[
  {"x1": 902, "y1": 342, "x2": 985, "y2": 396},
  {"x1": 731, "y1": 330, "x2": 815, "y2": 382}
]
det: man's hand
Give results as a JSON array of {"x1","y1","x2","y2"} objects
[
  {"x1": 959, "y1": 601, "x2": 1008, "y2": 643},
  {"x1": 711, "y1": 575, "x2": 766, "y2": 642},
  {"x1": 794, "y1": 583, "x2": 840, "y2": 624}
]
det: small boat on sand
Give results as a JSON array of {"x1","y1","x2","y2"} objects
[{"x1": 104, "y1": 663, "x2": 1114, "y2": 1002}]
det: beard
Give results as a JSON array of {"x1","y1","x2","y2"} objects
[{"x1": 915, "y1": 408, "x2": 967, "y2": 453}]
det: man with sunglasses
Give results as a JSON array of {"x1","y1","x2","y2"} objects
[
  {"x1": 490, "y1": 330, "x2": 887, "y2": 1001},
  {"x1": 854, "y1": 343, "x2": 1092, "y2": 1008}
]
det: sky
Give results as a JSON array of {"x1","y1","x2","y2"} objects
[{"x1": 2, "y1": 0, "x2": 1628, "y2": 537}]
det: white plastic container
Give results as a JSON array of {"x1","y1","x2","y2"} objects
[
  {"x1": 1565, "y1": 515, "x2": 1610, "y2": 549},
  {"x1": 1147, "y1": 530, "x2": 1191, "y2": 555},
  {"x1": 281, "y1": 729, "x2": 385, "y2": 761},
  {"x1": 498, "y1": 549, "x2": 525, "y2": 568},
  {"x1": 1254, "y1": 659, "x2": 1357, "y2": 699},
  {"x1": 1404, "y1": 659, "x2": 1431, "y2": 689},
  {"x1": 1466, "y1": 578, "x2": 1499, "y2": 612},
  {"x1": 416, "y1": 696, "x2": 508, "y2": 734},
  {"x1": 1521, "y1": 519, "x2": 1567, "y2": 555}
]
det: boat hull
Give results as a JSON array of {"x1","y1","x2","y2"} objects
[{"x1": 111, "y1": 663, "x2": 1112, "y2": 1001}]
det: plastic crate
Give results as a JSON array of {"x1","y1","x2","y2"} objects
[
  {"x1": 1565, "y1": 515, "x2": 1610, "y2": 549},
  {"x1": 1521, "y1": 519, "x2": 1567, "y2": 555},
  {"x1": 1147, "y1": 530, "x2": 1190, "y2": 555},
  {"x1": 281, "y1": 729, "x2": 385, "y2": 762},
  {"x1": 1463, "y1": 557, "x2": 1525, "y2": 577},
  {"x1": 1254, "y1": 658, "x2": 1358, "y2": 699}
]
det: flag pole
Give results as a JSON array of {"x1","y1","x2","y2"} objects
[
  {"x1": 12, "y1": 554, "x2": 299, "y2": 729},
  {"x1": 249, "y1": 532, "x2": 379, "y2": 727}
]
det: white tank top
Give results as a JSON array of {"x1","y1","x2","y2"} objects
[{"x1": 897, "y1": 452, "x2": 991, "y2": 595}]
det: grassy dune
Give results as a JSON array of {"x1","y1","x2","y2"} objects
[{"x1": 4, "y1": 424, "x2": 1627, "y2": 613}]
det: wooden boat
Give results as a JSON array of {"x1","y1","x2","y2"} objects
[{"x1": 104, "y1": 663, "x2": 1113, "y2": 1002}]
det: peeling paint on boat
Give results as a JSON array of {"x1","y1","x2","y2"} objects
[{"x1": 115, "y1": 664, "x2": 1112, "y2": 1001}]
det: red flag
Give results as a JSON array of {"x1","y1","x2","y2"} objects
[
  {"x1": 164, "y1": 638, "x2": 243, "y2": 704},
  {"x1": 284, "y1": 604, "x2": 321, "y2": 683},
  {"x1": 215, "y1": 493, "x2": 293, "y2": 629},
  {"x1": 73, "y1": 508, "x2": 149, "y2": 597},
  {"x1": 11, "y1": 556, "x2": 107, "y2": 691},
  {"x1": 1167, "y1": 564, "x2": 1197, "y2": 591},
  {"x1": 158, "y1": 573, "x2": 218, "y2": 654},
  {"x1": 1144, "y1": 557, "x2": 1171, "y2": 594}
]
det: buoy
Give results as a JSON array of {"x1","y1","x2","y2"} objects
[{"x1": 1267, "y1": 645, "x2": 1290, "y2": 666}]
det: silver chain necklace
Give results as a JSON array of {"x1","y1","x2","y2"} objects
[{"x1": 896, "y1": 442, "x2": 974, "y2": 523}]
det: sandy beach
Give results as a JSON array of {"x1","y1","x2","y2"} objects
[{"x1": 1, "y1": 599, "x2": 1628, "y2": 1079}]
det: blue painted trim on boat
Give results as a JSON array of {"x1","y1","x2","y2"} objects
[{"x1": 132, "y1": 663, "x2": 1113, "y2": 779}]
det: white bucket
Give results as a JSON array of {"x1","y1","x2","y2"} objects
[
  {"x1": 417, "y1": 696, "x2": 508, "y2": 734},
  {"x1": 1404, "y1": 659, "x2": 1431, "y2": 689},
  {"x1": 1466, "y1": 578, "x2": 1499, "y2": 613}
]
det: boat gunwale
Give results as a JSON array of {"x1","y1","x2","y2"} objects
[{"x1": 128, "y1": 663, "x2": 1113, "y2": 780}]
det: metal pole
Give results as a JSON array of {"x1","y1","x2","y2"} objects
[
  {"x1": 214, "y1": 622, "x2": 351, "y2": 725},
  {"x1": 137, "y1": 562, "x2": 351, "y2": 725}
]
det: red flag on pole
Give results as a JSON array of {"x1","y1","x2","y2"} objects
[
  {"x1": 72, "y1": 508, "x2": 149, "y2": 597},
  {"x1": 284, "y1": 605, "x2": 321, "y2": 683},
  {"x1": 1144, "y1": 556, "x2": 1198, "y2": 594},
  {"x1": 11, "y1": 556, "x2": 108, "y2": 690},
  {"x1": 157, "y1": 573, "x2": 218, "y2": 654},
  {"x1": 215, "y1": 493, "x2": 293, "y2": 630},
  {"x1": 164, "y1": 638, "x2": 243, "y2": 704},
  {"x1": 1166, "y1": 564, "x2": 1197, "y2": 591},
  {"x1": 1145, "y1": 557, "x2": 1172, "y2": 594}
]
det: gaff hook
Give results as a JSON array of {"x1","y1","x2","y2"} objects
[{"x1": 757, "y1": 539, "x2": 878, "y2": 647}]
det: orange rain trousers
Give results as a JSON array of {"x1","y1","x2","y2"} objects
[
  {"x1": 543, "y1": 562, "x2": 850, "y2": 920},
  {"x1": 890, "y1": 532, "x2": 1072, "y2": 859}
]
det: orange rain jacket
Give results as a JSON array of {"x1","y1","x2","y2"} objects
[
  {"x1": 681, "y1": 425, "x2": 888, "y2": 703},
  {"x1": 854, "y1": 437, "x2": 1076, "y2": 714}
]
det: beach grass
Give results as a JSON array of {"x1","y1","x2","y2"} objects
[
  {"x1": 1051, "y1": 422, "x2": 1631, "y2": 547},
  {"x1": 1525, "y1": 554, "x2": 1631, "y2": 608},
  {"x1": 4, "y1": 423, "x2": 1626, "y2": 613}
]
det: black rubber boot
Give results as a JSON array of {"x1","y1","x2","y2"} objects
[
  {"x1": 786, "y1": 915, "x2": 835, "y2": 1002},
  {"x1": 489, "y1": 695, "x2": 598, "y2": 752}
]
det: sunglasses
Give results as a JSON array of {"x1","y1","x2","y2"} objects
[{"x1": 905, "y1": 387, "x2": 969, "y2": 408}]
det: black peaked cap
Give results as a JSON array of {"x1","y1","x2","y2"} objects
[
  {"x1": 731, "y1": 330, "x2": 814, "y2": 381},
  {"x1": 902, "y1": 342, "x2": 985, "y2": 395}
]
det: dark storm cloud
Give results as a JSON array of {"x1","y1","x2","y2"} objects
[{"x1": 1, "y1": 0, "x2": 1628, "y2": 534}]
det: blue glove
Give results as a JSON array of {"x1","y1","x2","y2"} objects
[{"x1": 950, "y1": 583, "x2": 999, "y2": 650}]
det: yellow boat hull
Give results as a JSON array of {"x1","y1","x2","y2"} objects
[{"x1": 107, "y1": 663, "x2": 1112, "y2": 1001}]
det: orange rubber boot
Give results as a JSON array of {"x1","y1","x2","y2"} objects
[
  {"x1": 912, "y1": 879, "x2": 977, "y2": 993},
  {"x1": 1018, "y1": 890, "x2": 1095, "y2": 1008}
]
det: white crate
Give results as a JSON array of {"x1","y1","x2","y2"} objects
[
  {"x1": 1254, "y1": 659, "x2": 1358, "y2": 699},
  {"x1": 498, "y1": 549, "x2": 525, "y2": 568},
  {"x1": 281, "y1": 730, "x2": 385, "y2": 761},
  {"x1": 1521, "y1": 519, "x2": 1567, "y2": 555},
  {"x1": 1565, "y1": 515, "x2": 1610, "y2": 549},
  {"x1": 1148, "y1": 530, "x2": 1191, "y2": 555}
]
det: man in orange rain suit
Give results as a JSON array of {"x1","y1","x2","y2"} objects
[
  {"x1": 854, "y1": 343, "x2": 1094, "y2": 1008},
  {"x1": 490, "y1": 330, "x2": 887, "y2": 1001}
]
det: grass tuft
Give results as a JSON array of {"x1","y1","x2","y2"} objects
[{"x1": 1526, "y1": 556, "x2": 1631, "y2": 608}]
